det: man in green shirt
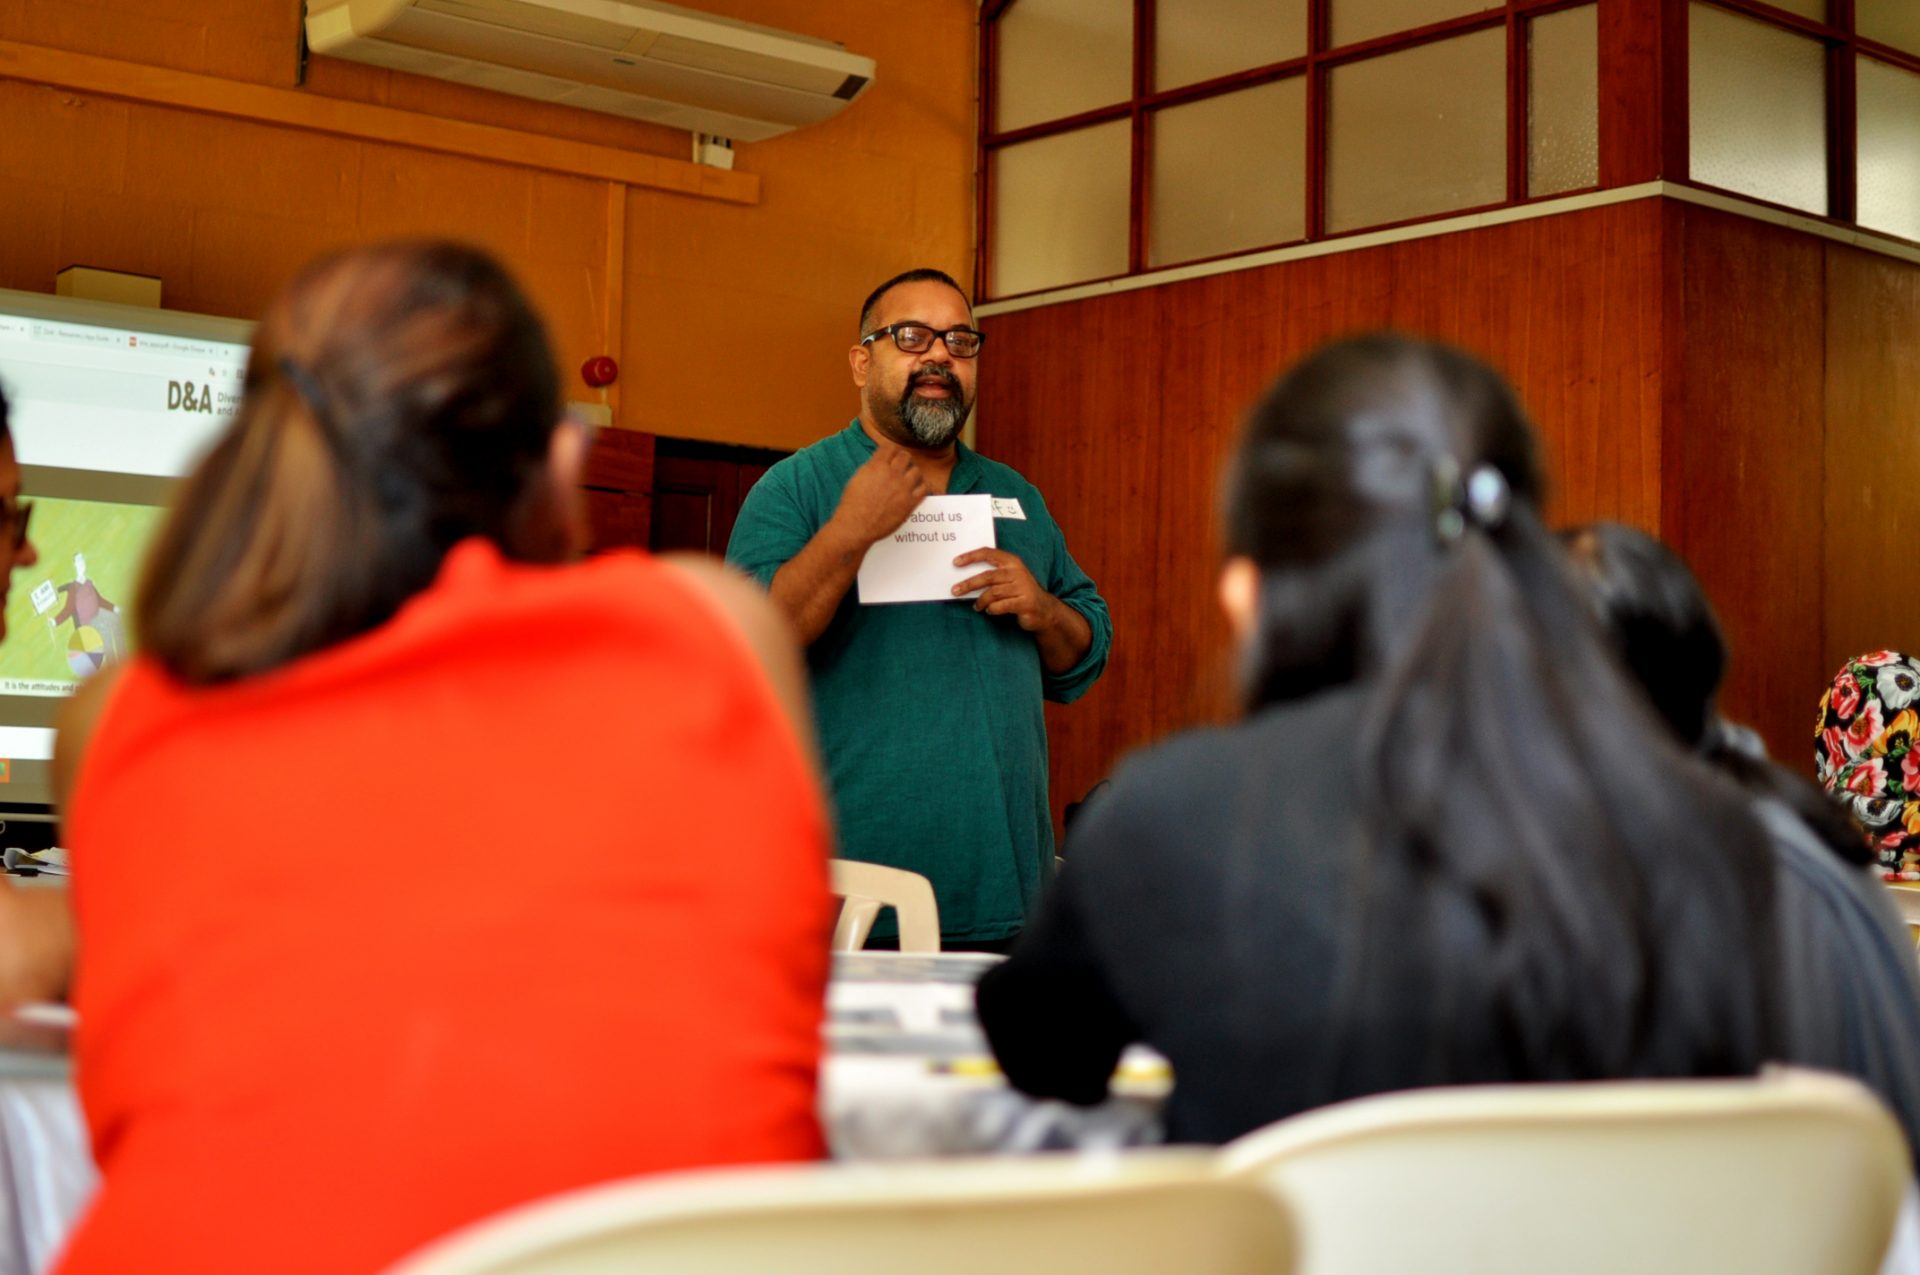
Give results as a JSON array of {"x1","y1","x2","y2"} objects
[{"x1": 725, "y1": 268, "x2": 1111, "y2": 951}]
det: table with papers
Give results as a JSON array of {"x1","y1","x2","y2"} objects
[
  {"x1": 823, "y1": 951, "x2": 1167, "y2": 1159},
  {"x1": 0, "y1": 951, "x2": 1168, "y2": 1273}
]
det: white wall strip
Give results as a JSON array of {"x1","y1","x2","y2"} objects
[
  {"x1": 1657, "y1": 184, "x2": 1920, "y2": 267},
  {"x1": 975, "y1": 182, "x2": 1920, "y2": 317}
]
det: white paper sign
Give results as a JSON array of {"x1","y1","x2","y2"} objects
[
  {"x1": 856, "y1": 494, "x2": 996, "y2": 605},
  {"x1": 991, "y1": 497, "x2": 1026, "y2": 521}
]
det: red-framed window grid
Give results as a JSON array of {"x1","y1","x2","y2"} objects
[
  {"x1": 1670, "y1": 0, "x2": 1920, "y2": 232},
  {"x1": 976, "y1": 0, "x2": 1920, "y2": 304}
]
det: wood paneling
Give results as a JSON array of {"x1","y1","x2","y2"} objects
[
  {"x1": 988, "y1": 193, "x2": 1920, "y2": 823},
  {"x1": 980, "y1": 199, "x2": 1668, "y2": 837},
  {"x1": 1663, "y1": 204, "x2": 1828, "y2": 765},
  {"x1": 1823, "y1": 243, "x2": 1920, "y2": 686}
]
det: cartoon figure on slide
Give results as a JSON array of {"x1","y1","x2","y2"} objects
[{"x1": 49, "y1": 552, "x2": 127, "y2": 678}]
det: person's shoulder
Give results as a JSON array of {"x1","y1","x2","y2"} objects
[
  {"x1": 742, "y1": 423, "x2": 863, "y2": 502},
  {"x1": 964, "y1": 447, "x2": 1044, "y2": 496},
  {"x1": 1755, "y1": 796, "x2": 1916, "y2": 955},
  {"x1": 1111, "y1": 720, "x2": 1248, "y2": 789},
  {"x1": 1105, "y1": 686, "x2": 1363, "y2": 808},
  {"x1": 777, "y1": 422, "x2": 865, "y2": 471}
]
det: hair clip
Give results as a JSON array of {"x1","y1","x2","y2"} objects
[
  {"x1": 1464, "y1": 464, "x2": 1511, "y2": 531},
  {"x1": 1430, "y1": 458, "x2": 1510, "y2": 544},
  {"x1": 277, "y1": 355, "x2": 329, "y2": 420},
  {"x1": 277, "y1": 355, "x2": 357, "y2": 467}
]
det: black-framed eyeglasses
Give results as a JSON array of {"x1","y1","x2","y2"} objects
[
  {"x1": 0, "y1": 501, "x2": 29, "y2": 552},
  {"x1": 860, "y1": 323, "x2": 986, "y2": 359}
]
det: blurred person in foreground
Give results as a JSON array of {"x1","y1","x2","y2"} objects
[
  {"x1": 0, "y1": 385, "x2": 65, "y2": 1006},
  {"x1": 51, "y1": 241, "x2": 834, "y2": 1275},
  {"x1": 1564, "y1": 521, "x2": 1920, "y2": 1166},
  {"x1": 977, "y1": 334, "x2": 1794, "y2": 1143}
]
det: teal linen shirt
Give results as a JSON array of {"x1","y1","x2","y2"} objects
[{"x1": 726, "y1": 421, "x2": 1111, "y2": 942}]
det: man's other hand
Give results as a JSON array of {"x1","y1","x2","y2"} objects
[
  {"x1": 952, "y1": 548, "x2": 1060, "y2": 632},
  {"x1": 832, "y1": 446, "x2": 928, "y2": 546}
]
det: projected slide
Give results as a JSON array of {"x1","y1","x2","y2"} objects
[{"x1": 0, "y1": 496, "x2": 164, "y2": 696}]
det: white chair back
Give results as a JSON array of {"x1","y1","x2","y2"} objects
[
  {"x1": 1218, "y1": 1068, "x2": 1909, "y2": 1275},
  {"x1": 1883, "y1": 882, "x2": 1920, "y2": 956},
  {"x1": 383, "y1": 1151, "x2": 1292, "y2": 1275},
  {"x1": 829, "y1": 860, "x2": 941, "y2": 953}
]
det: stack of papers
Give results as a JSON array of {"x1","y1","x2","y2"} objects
[{"x1": 2, "y1": 847, "x2": 67, "y2": 877}]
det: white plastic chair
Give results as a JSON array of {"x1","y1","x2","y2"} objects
[
  {"x1": 1885, "y1": 883, "x2": 1920, "y2": 955},
  {"x1": 381, "y1": 1151, "x2": 1293, "y2": 1275},
  {"x1": 829, "y1": 860, "x2": 940, "y2": 953},
  {"x1": 1218, "y1": 1068, "x2": 1909, "y2": 1275}
]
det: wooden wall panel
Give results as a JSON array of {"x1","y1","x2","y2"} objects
[
  {"x1": 979, "y1": 200, "x2": 1668, "y2": 837},
  {"x1": 1663, "y1": 204, "x2": 1828, "y2": 766},
  {"x1": 1823, "y1": 244, "x2": 1920, "y2": 691},
  {"x1": 0, "y1": 1, "x2": 974, "y2": 455},
  {"x1": 618, "y1": 0, "x2": 977, "y2": 451}
]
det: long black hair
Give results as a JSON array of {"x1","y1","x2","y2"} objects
[
  {"x1": 1223, "y1": 335, "x2": 1783, "y2": 1081},
  {"x1": 1562, "y1": 521, "x2": 1874, "y2": 867}
]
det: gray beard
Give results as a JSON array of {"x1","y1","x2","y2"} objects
[{"x1": 900, "y1": 393, "x2": 968, "y2": 447}]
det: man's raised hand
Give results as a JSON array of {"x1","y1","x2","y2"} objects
[{"x1": 832, "y1": 445, "x2": 928, "y2": 546}]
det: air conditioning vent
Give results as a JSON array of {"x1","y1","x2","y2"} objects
[{"x1": 305, "y1": 0, "x2": 877, "y2": 142}]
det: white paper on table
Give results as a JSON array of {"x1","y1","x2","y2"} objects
[
  {"x1": 856, "y1": 494, "x2": 996, "y2": 605},
  {"x1": 827, "y1": 980, "x2": 976, "y2": 1034}
]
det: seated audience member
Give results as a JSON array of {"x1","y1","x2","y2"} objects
[
  {"x1": 1563, "y1": 523, "x2": 1872, "y2": 869},
  {"x1": 1818, "y1": 652, "x2": 1920, "y2": 879},
  {"x1": 0, "y1": 386, "x2": 68, "y2": 1006},
  {"x1": 1564, "y1": 521, "x2": 1920, "y2": 1165},
  {"x1": 51, "y1": 242, "x2": 834, "y2": 1275},
  {"x1": 977, "y1": 335, "x2": 1790, "y2": 1145}
]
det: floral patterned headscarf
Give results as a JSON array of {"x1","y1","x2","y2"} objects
[{"x1": 1816, "y1": 651, "x2": 1920, "y2": 878}]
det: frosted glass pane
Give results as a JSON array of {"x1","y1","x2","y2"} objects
[
  {"x1": 1155, "y1": 0, "x2": 1306, "y2": 90},
  {"x1": 990, "y1": 122, "x2": 1131, "y2": 297},
  {"x1": 994, "y1": 0, "x2": 1132, "y2": 133},
  {"x1": 1859, "y1": 1, "x2": 1920, "y2": 55},
  {"x1": 1332, "y1": 0, "x2": 1500, "y2": 48},
  {"x1": 1327, "y1": 29, "x2": 1507, "y2": 233},
  {"x1": 1859, "y1": 56, "x2": 1920, "y2": 242},
  {"x1": 1528, "y1": 5, "x2": 1599, "y2": 196},
  {"x1": 1688, "y1": 4, "x2": 1828, "y2": 215},
  {"x1": 1761, "y1": 0, "x2": 1827, "y2": 18},
  {"x1": 1150, "y1": 79, "x2": 1307, "y2": 266}
]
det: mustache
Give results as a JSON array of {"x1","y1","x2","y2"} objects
[{"x1": 909, "y1": 367, "x2": 962, "y2": 393}]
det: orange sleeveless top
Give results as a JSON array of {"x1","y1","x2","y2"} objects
[{"x1": 57, "y1": 541, "x2": 832, "y2": 1275}]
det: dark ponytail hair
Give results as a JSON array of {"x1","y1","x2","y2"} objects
[
  {"x1": 137, "y1": 241, "x2": 569, "y2": 685},
  {"x1": 1562, "y1": 521, "x2": 1874, "y2": 867},
  {"x1": 1224, "y1": 335, "x2": 1782, "y2": 1081}
]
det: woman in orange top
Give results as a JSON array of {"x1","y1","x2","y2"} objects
[{"x1": 52, "y1": 241, "x2": 834, "y2": 1274}]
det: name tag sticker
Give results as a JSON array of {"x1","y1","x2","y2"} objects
[
  {"x1": 992, "y1": 497, "x2": 1026, "y2": 521},
  {"x1": 856, "y1": 494, "x2": 997, "y2": 605}
]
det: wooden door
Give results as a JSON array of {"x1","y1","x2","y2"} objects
[
  {"x1": 581, "y1": 427, "x2": 655, "y2": 553},
  {"x1": 649, "y1": 437, "x2": 790, "y2": 557}
]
